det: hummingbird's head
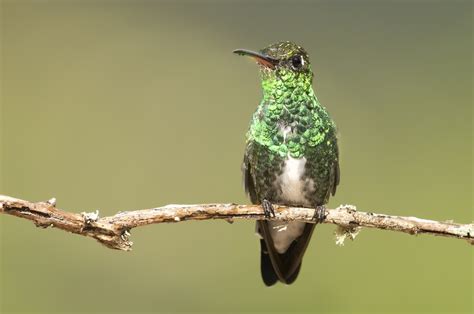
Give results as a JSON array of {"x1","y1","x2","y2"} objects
[{"x1": 234, "y1": 41, "x2": 313, "y2": 97}]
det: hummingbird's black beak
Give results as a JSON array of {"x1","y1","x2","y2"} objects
[{"x1": 233, "y1": 49, "x2": 279, "y2": 69}]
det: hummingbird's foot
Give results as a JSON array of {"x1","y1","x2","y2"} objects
[
  {"x1": 312, "y1": 205, "x2": 326, "y2": 224},
  {"x1": 262, "y1": 199, "x2": 276, "y2": 219}
]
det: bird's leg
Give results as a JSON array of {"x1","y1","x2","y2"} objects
[
  {"x1": 262, "y1": 199, "x2": 276, "y2": 219},
  {"x1": 312, "y1": 205, "x2": 326, "y2": 224}
]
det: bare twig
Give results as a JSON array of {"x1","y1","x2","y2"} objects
[{"x1": 0, "y1": 195, "x2": 472, "y2": 251}]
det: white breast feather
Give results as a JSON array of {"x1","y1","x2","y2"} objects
[
  {"x1": 278, "y1": 156, "x2": 308, "y2": 204},
  {"x1": 269, "y1": 156, "x2": 313, "y2": 254}
]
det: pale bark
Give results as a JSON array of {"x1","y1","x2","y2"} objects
[{"x1": 1, "y1": 194, "x2": 472, "y2": 251}]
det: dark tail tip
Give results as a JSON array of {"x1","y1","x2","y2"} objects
[
  {"x1": 284, "y1": 262, "x2": 301, "y2": 285},
  {"x1": 260, "y1": 239, "x2": 278, "y2": 286},
  {"x1": 260, "y1": 239, "x2": 304, "y2": 286}
]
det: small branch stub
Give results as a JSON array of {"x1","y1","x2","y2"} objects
[{"x1": 0, "y1": 195, "x2": 472, "y2": 251}]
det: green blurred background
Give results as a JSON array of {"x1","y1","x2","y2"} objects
[{"x1": 1, "y1": 1, "x2": 472, "y2": 313}]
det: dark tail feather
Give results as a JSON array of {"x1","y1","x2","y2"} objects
[
  {"x1": 260, "y1": 239, "x2": 278, "y2": 286},
  {"x1": 260, "y1": 239, "x2": 302, "y2": 285},
  {"x1": 284, "y1": 262, "x2": 301, "y2": 284},
  {"x1": 258, "y1": 221, "x2": 315, "y2": 285}
]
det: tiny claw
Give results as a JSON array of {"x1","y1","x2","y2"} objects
[
  {"x1": 120, "y1": 229, "x2": 131, "y2": 241},
  {"x1": 262, "y1": 199, "x2": 276, "y2": 219},
  {"x1": 312, "y1": 205, "x2": 326, "y2": 224}
]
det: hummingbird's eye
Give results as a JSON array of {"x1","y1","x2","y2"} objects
[{"x1": 290, "y1": 55, "x2": 304, "y2": 70}]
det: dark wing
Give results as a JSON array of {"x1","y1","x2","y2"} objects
[
  {"x1": 243, "y1": 145, "x2": 280, "y2": 286},
  {"x1": 242, "y1": 143, "x2": 258, "y2": 204},
  {"x1": 331, "y1": 142, "x2": 340, "y2": 196}
]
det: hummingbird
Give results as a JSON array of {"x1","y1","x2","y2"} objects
[{"x1": 234, "y1": 41, "x2": 340, "y2": 286}]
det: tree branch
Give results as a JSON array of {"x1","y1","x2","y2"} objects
[{"x1": 1, "y1": 194, "x2": 472, "y2": 251}]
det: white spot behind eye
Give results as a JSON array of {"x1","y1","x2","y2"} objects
[{"x1": 301, "y1": 56, "x2": 305, "y2": 66}]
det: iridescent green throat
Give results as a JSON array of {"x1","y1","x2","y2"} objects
[{"x1": 248, "y1": 68, "x2": 336, "y2": 159}]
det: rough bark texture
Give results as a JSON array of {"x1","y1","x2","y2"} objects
[{"x1": 1, "y1": 195, "x2": 472, "y2": 251}]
